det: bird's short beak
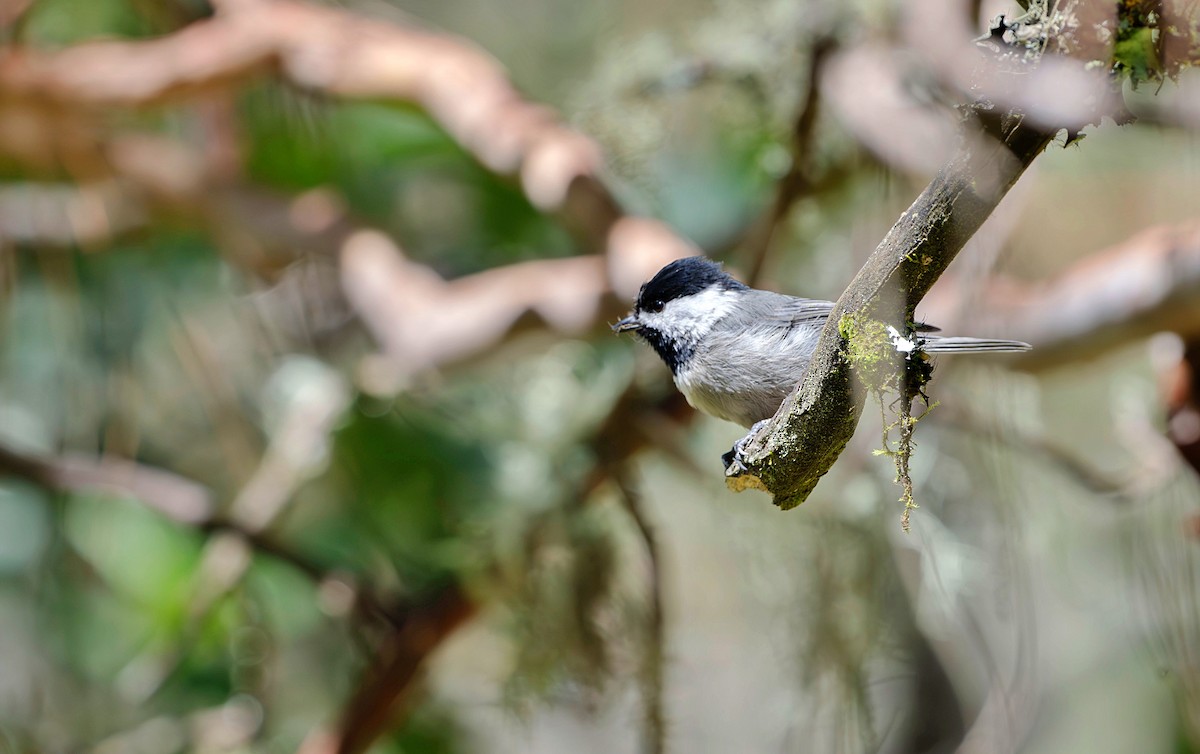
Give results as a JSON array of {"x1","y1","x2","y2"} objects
[{"x1": 612, "y1": 315, "x2": 642, "y2": 333}]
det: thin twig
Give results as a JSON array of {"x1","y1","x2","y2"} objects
[
  {"x1": 612, "y1": 465, "x2": 666, "y2": 754},
  {"x1": 743, "y1": 37, "x2": 835, "y2": 286},
  {"x1": 0, "y1": 442, "x2": 215, "y2": 523},
  {"x1": 934, "y1": 403, "x2": 1139, "y2": 503},
  {"x1": 300, "y1": 582, "x2": 477, "y2": 754},
  {"x1": 0, "y1": 440, "x2": 400, "y2": 625}
]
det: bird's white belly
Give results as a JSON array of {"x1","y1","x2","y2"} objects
[
  {"x1": 674, "y1": 365, "x2": 768, "y2": 427},
  {"x1": 673, "y1": 340, "x2": 808, "y2": 428}
]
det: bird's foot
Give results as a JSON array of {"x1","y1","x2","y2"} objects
[
  {"x1": 723, "y1": 419, "x2": 770, "y2": 476},
  {"x1": 721, "y1": 447, "x2": 745, "y2": 475}
]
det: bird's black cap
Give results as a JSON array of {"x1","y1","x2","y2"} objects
[{"x1": 635, "y1": 256, "x2": 746, "y2": 313}]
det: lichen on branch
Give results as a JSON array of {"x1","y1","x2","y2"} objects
[
  {"x1": 723, "y1": 0, "x2": 1198, "y2": 509},
  {"x1": 723, "y1": 107, "x2": 1054, "y2": 509}
]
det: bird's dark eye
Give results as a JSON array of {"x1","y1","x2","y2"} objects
[{"x1": 644, "y1": 299, "x2": 666, "y2": 313}]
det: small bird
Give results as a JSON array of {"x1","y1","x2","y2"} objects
[{"x1": 613, "y1": 256, "x2": 1029, "y2": 434}]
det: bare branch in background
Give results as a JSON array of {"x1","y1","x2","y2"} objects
[
  {"x1": 0, "y1": 442, "x2": 215, "y2": 523},
  {"x1": 0, "y1": 14, "x2": 274, "y2": 106},
  {"x1": 612, "y1": 466, "x2": 667, "y2": 754},
  {"x1": 0, "y1": 181, "x2": 147, "y2": 247},
  {"x1": 299, "y1": 583, "x2": 478, "y2": 754},
  {"x1": 334, "y1": 214, "x2": 696, "y2": 381},
  {"x1": 921, "y1": 220, "x2": 1200, "y2": 372},
  {"x1": 0, "y1": 0, "x2": 712, "y2": 381},
  {"x1": 0, "y1": 0, "x2": 698, "y2": 289},
  {"x1": 0, "y1": 124, "x2": 686, "y2": 381},
  {"x1": 0, "y1": 438, "x2": 390, "y2": 610},
  {"x1": 906, "y1": 0, "x2": 1126, "y2": 130},
  {"x1": 740, "y1": 36, "x2": 835, "y2": 284},
  {"x1": 821, "y1": 44, "x2": 961, "y2": 177},
  {"x1": 0, "y1": 433, "x2": 466, "y2": 726},
  {"x1": 339, "y1": 232, "x2": 611, "y2": 390}
]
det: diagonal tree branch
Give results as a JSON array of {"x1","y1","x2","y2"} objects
[
  {"x1": 720, "y1": 0, "x2": 1185, "y2": 508},
  {"x1": 727, "y1": 112, "x2": 1056, "y2": 508},
  {"x1": 298, "y1": 583, "x2": 478, "y2": 754}
]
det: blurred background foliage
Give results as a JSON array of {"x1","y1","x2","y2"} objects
[{"x1": 2, "y1": 0, "x2": 1200, "y2": 753}]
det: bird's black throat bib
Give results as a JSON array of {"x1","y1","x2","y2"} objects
[{"x1": 637, "y1": 327, "x2": 694, "y2": 375}]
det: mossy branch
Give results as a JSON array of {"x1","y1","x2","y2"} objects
[
  {"x1": 725, "y1": 114, "x2": 1055, "y2": 508},
  {"x1": 723, "y1": 1, "x2": 1198, "y2": 510}
]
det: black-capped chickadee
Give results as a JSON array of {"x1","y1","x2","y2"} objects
[{"x1": 613, "y1": 256, "x2": 1029, "y2": 433}]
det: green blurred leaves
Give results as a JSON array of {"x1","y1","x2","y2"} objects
[
  {"x1": 65, "y1": 494, "x2": 204, "y2": 612},
  {"x1": 20, "y1": 0, "x2": 157, "y2": 44},
  {"x1": 241, "y1": 94, "x2": 576, "y2": 275}
]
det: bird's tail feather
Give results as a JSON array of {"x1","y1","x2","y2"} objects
[{"x1": 922, "y1": 336, "x2": 1030, "y2": 354}]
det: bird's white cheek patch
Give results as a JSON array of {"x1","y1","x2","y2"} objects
[{"x1": 641, "y1": 286, "x2": 738, "y2": 342}]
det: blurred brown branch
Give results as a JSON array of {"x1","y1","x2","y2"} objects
[
  {"x1": 0, "y1": 0, "x2": 697, "y2": 280},
  {"x1": 0, "y1": 442, "x2": 215, "y2": 523},
  {"x1": 826, "y1": 0, "x2": 1200, "y2": 182},
  {"x1": 905, "y1": 0, "x2": 1126, "y2": 132},
  {"x1": 0, "y1": 13, "x2": 272, "y2": 106},
  {"x1": 339, "y1": 231, "x2": 614, "y2": 389},
  {"x1": 948, "y1": 220, "x2": 1200, "y2": 493},
  {"x1": 612, "y1": 467, "x2": 666, "y2": 754},
  {"x1": 0, "y1": 6, "x2": 720, "y2": 746},
  {"x1": 0, "y1": 435, "x2": 473, "y2": 738},
  {"x1": 0, "y1": 130, "x2": 680, "y2": 382},
  {"x1": 0, "y1": 439, "x2": 403, "y2": 621},
  {"x1": 739, "y1": 36, "x2": 836, "y2": 285},
  {"x1": 0, "y1": 0, "x2": 710, "y2": 382},
  {"x1": 821, "y1": 42, "x2": 962, "y2": 177},
  {"x1": 300, "y1": 583, "x2": 477, "y2": 754},
  {"x1": 922, "y1": 220, "x2": 1200, "y2": 372}
]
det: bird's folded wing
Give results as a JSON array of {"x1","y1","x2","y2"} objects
[{"x1": 749, "y1": 294, "x2": 836, "y2": 326}]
